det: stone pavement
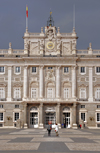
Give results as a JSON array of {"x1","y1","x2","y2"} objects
[{"x1": 0, "y1": 128, "x2": 100, "y2": 153}]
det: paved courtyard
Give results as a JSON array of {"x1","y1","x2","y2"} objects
[{"x1": 0, "y1": 128, "x2": 100, "y2": 153}]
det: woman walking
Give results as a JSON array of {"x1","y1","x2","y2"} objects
[{"x1": 55, "y1": 123, "x2": 59, "y2": 136}]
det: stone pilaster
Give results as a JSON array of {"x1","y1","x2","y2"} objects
[
  {"x1": 72, "y1": 66, "x2": 76, "y2": 100},
  {"x1": 23, "y1": 66, "x2": 28, "y2": 99},
  {"x1": 72, "y1": 103, "x2": 77, "y2": 129},
  {"x1": 24, "y1": 103, "x2": 27, "y2": 128},
  {"x1": 56, "y1": 66, "x2": 60, "y2": 99},
  {"x1": 39, "y1": 66, "x2": 43, "y2": 98},
  {"x1": 56, "y1": 103, "x2": 61, "y2": 128},
  {"x1": 39, "y1": 103, "x2": 43, "y2": 128},
  {"x1": 88, "y1": 67, "x2": 93, "y2": 102},
  {"x1": 7, "y1": 66, "x2": 12, "y2": 101}
]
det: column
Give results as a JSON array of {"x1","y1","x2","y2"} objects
[
  {"x1": 72, "y1": 66, "x2": 76, "y2": 99},
  {"x1": 88, "y1": 67, "x2": 93, "y2": 102},
  {"x1": 23, "y1": 66, "x2": 28, "y2": 99},
  {"x1": 56, "y1": 103, "x2": 61, "y2": 128},
  {"x1": 39, "y1": 66, "x2": 43, "y2": 98},
  {"x1": 56, "y1": 66, "x2": 60, "y2": 99},
  {"x1": 72, "y1": 103, "x2": 77, "y2": 129},
  {"x1": 7, "y1": 66, "x2": 12, "y2": 101},
  {"x1": 39, "y1": 103, "x2": 43, "y2": 128},
  {"x1": 24, "y1": 103, "x2": 27, "y2": 128}
]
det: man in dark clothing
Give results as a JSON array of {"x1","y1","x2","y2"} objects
[{"x1": 47, "y1": 122, "x2": 52, "y2": 136}]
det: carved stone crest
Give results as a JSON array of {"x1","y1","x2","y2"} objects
[{"x1": 46, "y1": 70, "x2": 55, "y2": 81}]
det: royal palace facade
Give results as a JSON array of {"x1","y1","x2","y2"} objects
[{"x1": 0, "y1": 14, "x2": 100, "y2": 129}]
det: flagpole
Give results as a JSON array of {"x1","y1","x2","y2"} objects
[{"x1": 26, "y1": 5, "x2": 28, "y2": 33}]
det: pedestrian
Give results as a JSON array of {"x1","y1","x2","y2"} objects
[
  {"x1": 55, "y1": 123, "x2": 59, "y2": 136},
  {"x1": 47, "y1": 122, "x2": 52, "y2": 136}
]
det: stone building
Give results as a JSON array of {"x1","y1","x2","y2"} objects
[{"x1": 0, "y1": 13, "x2": 100, "y2": 129}]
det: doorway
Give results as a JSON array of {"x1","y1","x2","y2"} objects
[
  {"x1": 30, "y1": 112, "x2": 38, "y2": 128},
  {"x1": 45, "y1": 112, "x2": 56, "y2": 128},
  {"x1": 63, "y1": 113, "x2": 70, "y2": 128}
]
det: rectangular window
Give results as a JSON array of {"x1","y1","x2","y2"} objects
[
  {"x1": 48, "y1": 67, "x2": 53, "y2": 69},
  {"x1": 0, "y1": 113, "x2": 3, "y2": 121},
  {"x1": 15, "y1": 67, "x2": 20, "y2": 73},
  {"x1": 96, "y1": 67, "x2": 100, "y2": 73},
  {"x1": 47, "y1": 88, "x2": 53, "y2": 98},
  {"x1": 14, "y1": 88, "x2": 21, "y2": 99},
  {"x1": 80, "y1": 67, "x2": 85, "y2": 73},
  {"x1": 81, "y1": 113, "x2": 85, "y2": 121},
  {"x1": 64, "y1": 88, "x2": 69, "y2": 98},
  {"x1": 0, "y1": 67, "x2": 4, "y2": 73},
  {"x1": 32, "y1": 67, "x2": 36, "y2": 73},
  {"x1": 97, "y1": 105, "x2": 100, "y2": 108},
  {"x1": 15, "y1": 113, "x2": 19, "y2": 121},
  {"x1": 81, "y1": 105, "x2": 85, "y2": 108},
  {"x1": 64, "y1": 67, "x2": 69, "y2": 73},
  {"x1": 31, "y1": 88, "x2": 37, "y2": 99},
  {"x1": 0, "y1": 105, "x2": 3, "y2": 108},
  {"x1": 0, "y1": 88, "x2": 5, "y2": 98},
  {"x1": 15, "y1": 105, "x2": 19, "y2": 108},
  {"x1": 97, "y1": 113, "x2": 100, "y2": 121},
  {"x1": 80, "y1": 89, "x2": 86, "y2": 98},
  {"x1": 95, "y1": 89, "x2": 100, "y2": 99}
]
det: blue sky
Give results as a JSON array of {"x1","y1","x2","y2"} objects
[{"x1": 0, "y1": 0, "x2": 100, "y2": 49}]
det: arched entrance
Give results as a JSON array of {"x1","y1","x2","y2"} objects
[
  {"x1": 63, "y1": 107, "x2": 71, "y2": 128},
  {"x1": 29, "y1": 107, "x2": 38, "y2": 128}
]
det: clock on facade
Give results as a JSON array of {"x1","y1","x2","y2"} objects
[{"x1": 46, "y1": 41, "x2": 54, "y2": 50}]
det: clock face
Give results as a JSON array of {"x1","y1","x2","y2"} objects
[{"x1": 46, "y1": 41, "x2": 54, "y2": 50}]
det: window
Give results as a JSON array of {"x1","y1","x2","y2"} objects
[
  {"x1": 96, "y1": 67, "x2": 100, "y2": 73},
  {"x1": 80, "y1": 67, "x2": 85, "y2": 73},
  {"x1": 81, "y1": 105, "x2": 85, "y2": 108},
  {"x1": 97, "y1": 113, "x2": 100, "y2": 121},
  {"x1": 80, "y1": 89, "x2": 86, "y2": 98},
  {"x1": 64, "y1": 67, "x2": 69, "y2": 73},
  {"x1": 0, "y1": 55, "x2": 4, "y2": 57},
  {"x1": 47, "y1": 88, "x2": 53, "y2": 98},
  {"x1": 0, "y1": 88, "x2": 5, "y2": 98},
  {"x1": 15, "y1": 67, "x2": 20, "y2": 73},
  {"x1": 31, "y1": 88, "x2": 37, "y2": 99},
  {"x1": 16, "y1": 55, "x2": 20, "y2": 57},
  {"x1": 0, "y1": 113, "x2": 3, "y2": 121},
  {"x1": 14, "y1": 113, "x2": 19, "y2": 121},
  {"x1": 15, "y1": 105, "x2": 19, "y2": 108},
  {"x1": 81, "y1": 113, "x2": 85, "y2": 121},
  {"x1": 48, "y1": 67, "x2": 53, "y2": 69},
  {"x1": 0, "y1": 105, "x2": 3, "y2": 108},
  {"x1": 14, "y1": 88, "x2": 21, "y2": 99},
  {"x1": 64, "y1": 88, "x2": 69, "y2": 98},
  {"x1": 97, "y1": 105, "x2": 100, "y2": 108},
  {"x1": 0, "y1": 67, "x2": 4, "y2": 73},
  {"x1": 32, "y1": 67, "x2": 36, "y2": 73},
  {"x1": 95, "y1": 89, "x2": 100, "y2": 99}
]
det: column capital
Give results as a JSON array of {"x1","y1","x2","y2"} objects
[
  {"x1": 56, "y1": 66, "x2": 61, "y2": 69},
  {"x1": 40, "y1": 103, "x2": 43, "y2": 107},
  {"x1": 24, "y1": 103, "x2": 27, "y2": 107},
  {"x1": 57, "y1": 103, "x2": 60, "y2": 107},
  {"x1": 73, "y1": 103, "x2": 77, "y2": 107},
  {"x1": 24, "y1": 65, "x2": 28, "y2": 69},
  {"x1": 39, "y1": 65, "x2": 44, "y2": 69},
  {"x1": 71, "y1": 66, "x2": 77, "y2": 70}
]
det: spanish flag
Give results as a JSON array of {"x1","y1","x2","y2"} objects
[{"x1": 26, "y1": 5, "x2": 28, "y2": 18}]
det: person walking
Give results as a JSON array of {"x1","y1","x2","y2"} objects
[
  {"x1": 47, "y1": 122, "x2": 52, "y2": 136},
  {"x1": 55, "y1": 123, "x2": 59, "y2": 136}
]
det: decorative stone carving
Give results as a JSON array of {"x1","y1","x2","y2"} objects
[
  {"x1": 46, "y1": 70, "x2": 55, "y2": 81},
  {"x1": 25, "y1": 40, "x2": 29, "y2": 50},
  {"x1": 40, "y1": 40, "x2": 44, "y2": 50},
  {"x1": 30, "y1": 42, "x2": 38, "y2": 55},
  {"x1": 30, "y1": 106, "x2": 37, "y2": 111},
  {"x1": 46, "y1": 27, "x2": 54, "y2": 41},
  {"x1": 57, "y1": 39, "x2": 61, "y2": 50},
  {"x1": 45, "y1": 107, "x2": 55, "y2": 112},
  {"x1": 63, "y1": 107, "x2": 70, "y2": 111}
]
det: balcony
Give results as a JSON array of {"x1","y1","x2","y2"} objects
[
  {"x1": 0, "y1": 98, "x2": 6, "y2": 101},
  {"x1": 95, "y1": 99, "x2": 100, "y2": 101},
  {"x1": 13, "y1": 98, "x2": 22, "y2": 101},
  {"x1": 78, "y1": 98, "x2": 88, "y2": 101}
]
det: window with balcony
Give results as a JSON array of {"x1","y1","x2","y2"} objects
[
  {"x1": 64, "y1": 88, "x2": 69, "y2": 99},
  {"x1": 81, "y1": 113, "x2": 85, "y2": 121},
  {"x1": 14, "y1": 88, "x2": 21, "y2": 99},
  {"x1": 0, "y1": 113, "x2": 3, "y2": 121},
  {"x1": 32, "y1": 67, "x2": 36, "y2": 73},
  {"x1": 31, "y1": 88, "x2": 37, "y2": 99},
  {"x1": 47, "y1": 88, "x2": 53, "y2": 98},
  {"x1": 64, "y1": 67, "x2": 69, "y2": 73},
  {"x1": 0, "y1": 105, "x2": 3, "y2": 108},
  {"x1": 0, "y1": 67, "x2": 4, "y2": 73},
  {"x1": 15, "y1": 67, "x2": 20, "y2": 73},
  {"x1": 14, "y1": 113, "x2": 19, "y2": 121},
  {"x1": 81, "y1": 105, "x2": 85, "y2": 108},
  {"x1": 0, "y1": 88, "x2": 5, "y2": 99},
  {"x1": 97, "y1": 113, "x2": 100, "y2": 121},
  {"x1": 15, "y1": 105, "x2": 19, "y2": 108},
  {"x1": 95, "y1": 89, "x2": 100, "y2": 100}
]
